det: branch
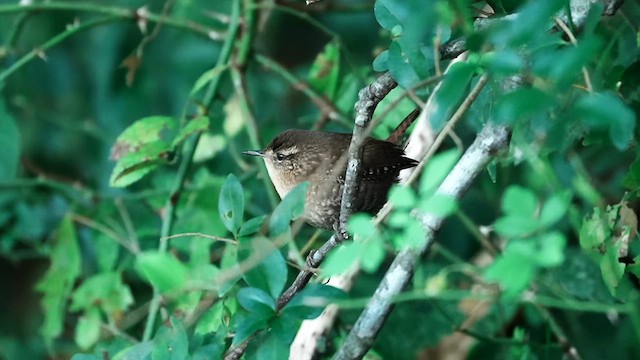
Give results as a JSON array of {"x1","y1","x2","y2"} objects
[
  {"x1": 334, "y1": 122, "x2": 511, "y2": 360},
  {"x1": 338, "y1": 72, "x2": 398, "y2": 233},
  {"x1": 253, "y1": 53, "x2": 351, "y2": 128},
  {"x1": 0, "y1": 2, "x2": 222, "y2": 40},
  {"x1": 439, "y1": 0, "x2": 625, "y2": 60},
  {"x1": 142, "y1": 0, "x2": 242, "y2": 343}
]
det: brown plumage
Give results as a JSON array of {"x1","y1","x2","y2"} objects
[{"x1": 243, "y1": 129, "x2": 417, "y2": 230}]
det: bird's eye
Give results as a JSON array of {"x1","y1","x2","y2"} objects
[{"x1": 275, "y1": 153, "x2": 286, "y2": 161}]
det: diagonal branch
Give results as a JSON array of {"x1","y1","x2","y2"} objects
[{"x1": 334, "y1": 122, "x2": 511, "y2": 360}]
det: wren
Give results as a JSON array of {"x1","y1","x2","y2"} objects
[{"x1": 243, "y1": 129, "x2": 418, "y2": 230}]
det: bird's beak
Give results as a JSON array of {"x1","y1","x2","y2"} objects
[{"x1": 242, "y1": 150, "x2": 265, "y2": 157}]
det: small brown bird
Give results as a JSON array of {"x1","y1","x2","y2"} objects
[{"x1": 243, "y1": 129, "x2": 418, "y2": 230}]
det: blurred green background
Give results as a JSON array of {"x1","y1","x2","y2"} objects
[{"x1": 1, "y1": 0, "x2": 640, "y2": 359}]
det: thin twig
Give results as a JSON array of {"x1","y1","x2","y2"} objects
[
  {"x1": 115, "y1": 198, "x2": 140, "y2": 253},
  {"x1": 71, "y1": 213, "x2": 137, "y2": 254},
  {"x1": 404, "y1": 74, "x2": 491, "y2": 186},
  {"x1": 142, "y1": 0, "x2": 242, "y2": 343},
  {"x1": 161, "y1": 232, "x2": 237, "y2": 244},
  {"x1": 554, "y1": 17, "x2": 593, "y2": 92},
  {"x1": 254, "y1": 53, "x2": 351, "y2": 128},
  {"x1": 0, "y1": 2, "x2": 222, "y2": 39}
]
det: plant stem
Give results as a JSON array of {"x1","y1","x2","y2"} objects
[{"x1": 141, "y1": 0, "x2": 242, "y2": 342}]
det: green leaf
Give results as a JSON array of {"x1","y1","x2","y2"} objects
[
  {"x1": 574, "y1": 92, "x2": 636, "y2": 150},
  {"x1": 347, "y1": 213, "x2": 377, "y2": 239},
  {"x1": 238, "y1": 215, "x2": 267, "y2": 237},
  {"x1": 334, "y1": 73, "x2": 360, "y2": 115},
  {"x1": 237, "y1": 237, "x2": 287, "y2": 298},
  {"x1": 419, "y1": 149, "x2": 461, "y2": 195},
  {"x1": 191, "y1": 332, "x2": 227, "y2": 359},
  {"x1": 388, "y1": 186, "x2": 416, "y2": 210},
  {"x1": 135, "y1": 252, "x2": 188, "y2": 292},
  {"x1": 237, "y1": 287, "x2": 276, "y2": 315},
  {"x1": 218, "y1": 174, "x2": 245, "y2": 236},
  {"x1": 109, "y1": 141, "x2": 173, "y2": 188},
  {"x1": 70, "y1": 272, "x2": 133, "y2": 315},
  {"x1": 75, "y1": 309, "x2": 101, "y2": 350},
  {"x1": 245, "y1": 322, "x2": 292, "y2": 360},
  {"x1": 579, "y1": 208, "x2": 609, "y2": 251},
  {"x1": 372, "y1": 50, "x2": 389, "y2": 72},
  {"x1": 269, "y1": 182, "x2": 308, "y2": 236},
  {"x1": 501, "y1": 186, "x2": 538, "y2": 218},
  {"x1": 493, "y1": 88, "x2": 554, "y2": 124},
  {"x1": 112, "y1": 341, "x2": 154, "y2": 360},
  {"x1": 219, "y1": 243, "x2": 241, "y2": 295},
  {"x1": 600, "y1": 239, "x2": 626, "y2": 296},
  {"x1": 0, "y1": 99, "x2": 20, "y2": 181},
  {"x1": 392, "y1": 217, "x2": 427, "y2": 249},
  {"x1": 491, "y1": 0, "x2": 565, "y2": 47},
  {"x1": 283, "y1": 284, "x2": 346, "y2": 319},
  {"x1": 321, "y1": 242, "x2": 363, "y2": 276},
  {"x1": 533, "y1": 232, "x2": 566, "y2": 267},
  {"x1": 308, "y1": 41, "x2": 341, "y2": 100},
  {"x1": 190, "y1": 65, "x2": 228, "y2": 96},
  {"x1": 533, "y1": 37, "x2": 602, "y2": 87},
  {"x1": 360, "y1": 236, "x2": 386, "y2": 272},
  {"x1": 110, "y1": 116, "x2": 177, "y2": 160},
  {"x1": 232, "y1": 311, "x2": 271, "y2": 346},
  {"x1": 36, "y1": 215, "x2": 81, "y2": 343},
  {"x1": 481, "y1": 50, "x2": 524, "y2": 75},
  {"x1": 418, "y1": 193, "x2": 458, "y2": 217},
  {"x1": 485, "y1": 245, "x2": 537, "y2": 297},
  {"x1": 171, "y1": 115, "x2": 210, "y2": 147},
  {"x1": 430, "y1": 62, "x2": 477, "y2": 130},
  {"x1": 387, "y1": 40, "x2": 429, "y2": 89},
  {"x1": 540, "y1": 191, "x2": 571, "y2": 227},
  {"x1": 152, "y1": 317, "x2": 189, "y2": 360},
  {"x1": 494, "y1": 215, "x2": 539, "y2": 238}
]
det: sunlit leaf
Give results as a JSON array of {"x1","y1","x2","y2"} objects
[
  {"x1": 501, "y1": 186, "x2": 538, "y2": 218},
  {"x1": 109, "y1": 141, "x2": 173, "y2": 188},
  {"x1": 388, "y1": 186, "x2": 416, "y2": 210},
  {"x1": 110, "y1": 116, "x2": 177, "y2": 161},
  {"x1": 135, "y1": 252, "x2": 188, "y2": 292},
  {"x1": 419, "y1": 149, "x2": 461, "y2": 195},
  {"x1": 171, "y1": 115, "x2": 210, "y2": 147},
  {"x1": 540, "y1": 191, "x2": 571, "y2": 227},
  {"x1": 308, "y1": 41, "x2": 341, "y2": 100},
  {"x1": 70, "y1": 272, "x2": 133, "y2": 315},
  {"x1": 322, "y1": 242, "x2": 362, "y2": 276},
  {"x1": 75, "y1": 309, "x2": 101, "y2": 350}
]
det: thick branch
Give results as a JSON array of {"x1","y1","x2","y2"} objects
[{"x1": 334, "y1": 123, "x2": 511, "y2": 360}]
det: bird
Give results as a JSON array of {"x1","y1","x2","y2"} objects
[{"x1": 243, "y1": 129, "x2": 418, "y2": 230}]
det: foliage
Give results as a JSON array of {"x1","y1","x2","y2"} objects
[{"x1": 1, "y1": 0, "x2": 640, "y2": 359}]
